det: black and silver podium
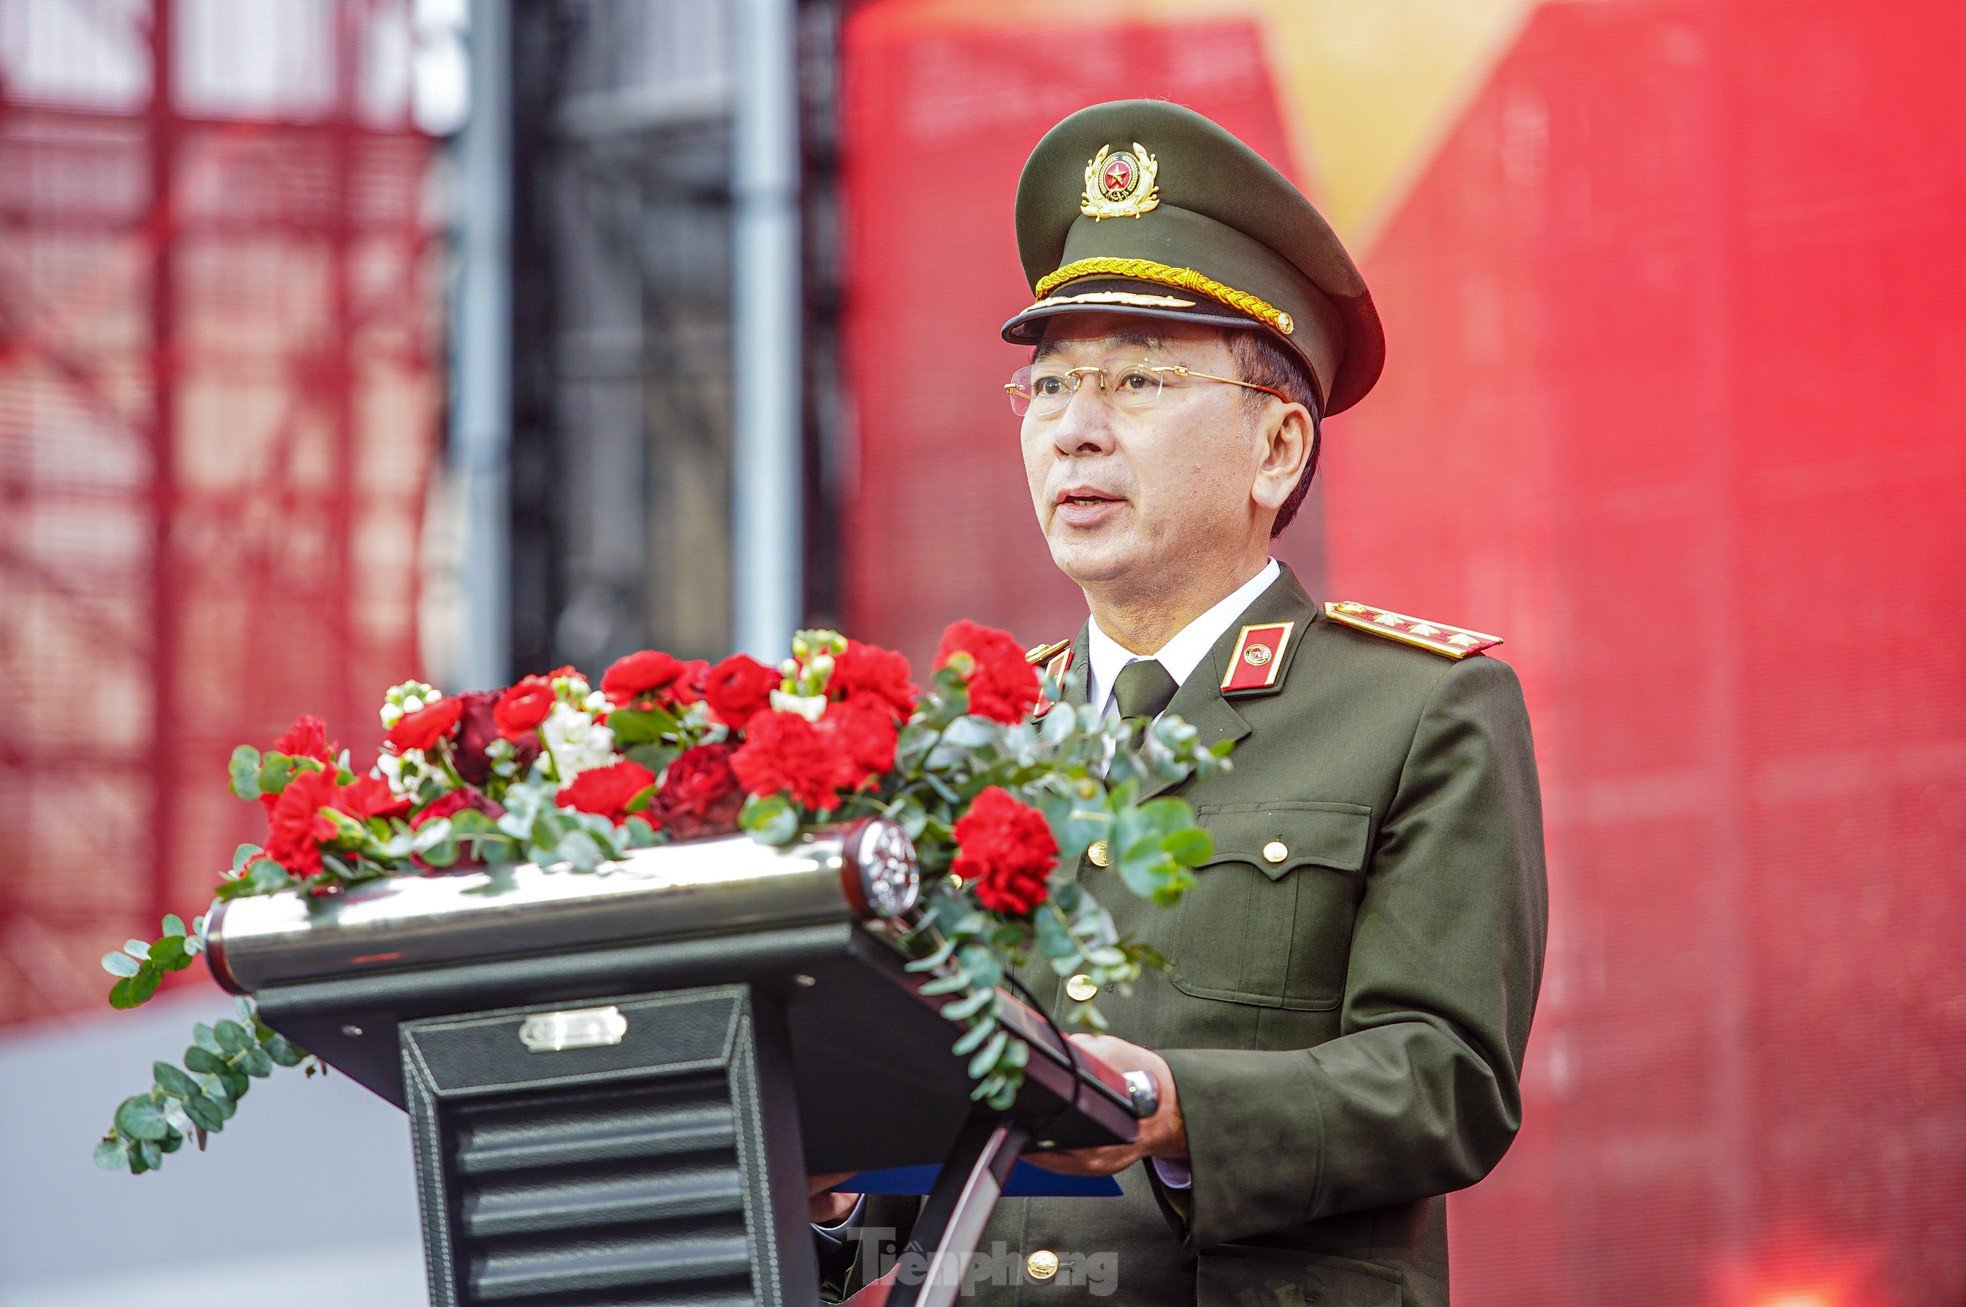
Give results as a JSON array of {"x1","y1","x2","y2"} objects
[{"x1": 206, "y1": 820, "x2": 1140, "y2": 1307}]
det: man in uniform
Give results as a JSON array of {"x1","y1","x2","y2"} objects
[{"x1": 816, "y1": 99, "x2": 1547, "y2": 1307}]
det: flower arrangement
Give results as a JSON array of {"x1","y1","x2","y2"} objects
[{"x1": 93, "y1": 621, "x2": 1230, "y2": 1175}]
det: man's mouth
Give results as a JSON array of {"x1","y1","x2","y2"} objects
[{"x1": 1057, "y1": 487, "x2": 1122, "y2": 506}]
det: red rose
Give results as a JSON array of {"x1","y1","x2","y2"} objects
[
  {"x1": 669, "y1": 660, "x2": 710, "y2": 706},
  {"x1": 704, "y1": 654, "x2": 781, "y2": 729},
  {"x1": 388, "y1": 697, "x2": 464, "y2": 753},
  {"x1": 411, "y1": 787, "x2": 507, "y2": 870},
  {"x1": 271, "y1": 715, "x2": 337, "y2": 762},
  {"x1": 829, "y1": 641, "x2": 918, "y2": 720},
  {"x1": 494, "y1": 676, "x2": 556, "y2": 739},
  {"x1": 602, "y1": 650, "x2": 685, "y2": 703},
  {"x1": 822, "y1": 697, "x2": 898, "y2": 785},
  {"x1": 342, "y1": 774, "x2": 412, "y2": 821},
  {"x1": 555, "y1": 760, "x2": 658, "y2": 825},
  {"x1": 730, "y1": 710, "x2": 856, "y2": 812},
  {"x1": 951, "y1": 786, "x2": 1057, "y2": 916},
  {"x1": 262, "y1": 768, "x2": 345, "y2": 877},
  {"x1": 651, "y1": 743, "x2": 744, "y2": 840},
  {"x1": 935, "y1": 621, "x2": 1040, "y2": 724}
]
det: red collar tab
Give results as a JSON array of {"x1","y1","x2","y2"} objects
[
  {"x1": 1032, "y1": 646, "x2": 1075, "y2": 716},
  {"x1": 1221, "y1": 621, "x2": 1295, "y2": 695}
]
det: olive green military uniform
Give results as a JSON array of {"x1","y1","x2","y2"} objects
[
  {"x1": 988, "y1": 565, "x2": 1543, "y2": 1307},
  {"x1": 829, "y1": 99, "x2": 1547, "y2": 1306}
]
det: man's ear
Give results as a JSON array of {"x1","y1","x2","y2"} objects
[{"x1": 1251, "y1": 401, "x2": 1314, "y2": 515}]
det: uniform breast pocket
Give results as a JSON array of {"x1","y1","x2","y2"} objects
[{"x1": 1165, "y1": 801, "x2": 1374, "y2": 1011}]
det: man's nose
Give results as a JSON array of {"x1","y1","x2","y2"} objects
[{"x1": 1048, "y1": 383, "x2": 1117, "y2": 456}]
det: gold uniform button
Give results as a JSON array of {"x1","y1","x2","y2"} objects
[
  {"x1": 1262, "y1": 840, "x2": 1289, "y2": 864},
  {"x1": 1026, "y1": 1249, "x2": 1060, "y2": 1280},
  {"x1": 1087, "y1": 840, "x2": 1110, "y2": 868},
  {"x1": 1065, "y1": 974, "x2": 1097, "y2": 1002}
]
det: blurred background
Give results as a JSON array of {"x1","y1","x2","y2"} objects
[{"x1": 1, "y1": 1, "x2": 1961, "y2": 1303}]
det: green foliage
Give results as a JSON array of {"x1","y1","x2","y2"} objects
[{"x1": 95, "y1": 997, "x2": 320, "y2": 1176}]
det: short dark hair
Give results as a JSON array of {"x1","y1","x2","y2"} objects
[{"x1": 1227, "y1": 331, "x2": 1323, "y2": 537}]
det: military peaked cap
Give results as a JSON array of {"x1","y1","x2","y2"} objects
[{"x1": 1001, "y1": 99, "x2": 1385, "y2": 415}]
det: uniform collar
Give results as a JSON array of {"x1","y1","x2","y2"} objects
[{"x1": 1084, "y1": 558, "x2": 1281, "y2": 715}]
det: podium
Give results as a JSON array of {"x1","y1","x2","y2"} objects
[{"x1": 206, "y1": 820, "x2": 1141, "y2": 1306}]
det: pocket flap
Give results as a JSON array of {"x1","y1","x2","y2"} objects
[{"x1": 1196, "y1": 801, "x2": 1373, "y2": 880}]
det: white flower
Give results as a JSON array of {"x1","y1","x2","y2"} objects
[
  {"x1": 770, "y1": 690, "x2": 828, "y2": 723},
  {"x1": 583, "y1": 690, "x2": 612, "y2": 715},
  {"x1": 540, "y1": 703, "x2": 618, "y2": 783}
]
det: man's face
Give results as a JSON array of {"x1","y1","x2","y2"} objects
[{"x1": 1020, "y1": 313, "x2": 1270, "y2": 597}]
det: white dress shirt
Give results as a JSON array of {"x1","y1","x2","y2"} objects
[{"x1": 1084, "y1": 559, "x2": 1281, "y2": 715}]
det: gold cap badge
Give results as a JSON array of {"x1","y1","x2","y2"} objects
[{"x1": 1081, "y1": 143, "x2": 1160, "y2": 220}]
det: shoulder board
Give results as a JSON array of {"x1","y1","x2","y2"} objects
[
  {"x1": 1025, "y1": 638, "x2": 1072, "y2": 666},
  {"x1": 1322, "y1": 601, "x2": 1502, "y2": 659}
]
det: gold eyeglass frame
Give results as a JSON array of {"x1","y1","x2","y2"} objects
[{"x1": 1006, "y1": 361, "x2": 1291, "y2": 417}]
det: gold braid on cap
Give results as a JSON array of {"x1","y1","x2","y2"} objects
[{"x1": 1032, "y1": 257, "x2": 1295, "y2": 335}]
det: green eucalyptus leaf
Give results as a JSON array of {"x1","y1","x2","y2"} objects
[
  {"x1": 115, "y1": 1097, "x2": 169, "y2": 1141},
  {"x1": 148, "y1": 935, "x2": 191, "y2": 971},
  {"x1": 161, "y1": 914, "x2": 186, "y2": 937},
  {"x1": 1160, "y1": 827, "x2": 1213, "y2": 866},
  {"x1": 951, "y1": 1017, "x2": 997, "y2": 1057},
  {"x1": 246, "y1": 858, "x2": 291, "y2": 891},
  {"x1": 938, "y1": 987, "x2": 994, "y2": 1023},
  {"x1": 965, "y1": 1029, "x2": 1009, "y2": 1079},
  {"x1": 101, "y1": 951, "x2": 141, "y2": 977},
  {"x1": 213, "y1": 1019, "x2": 252, "y2": 1055},
  {"x1": 183, "y1": 1046, "x2": 224, "y2": 1075},
  {"x1": 121, "y1": 939, "x2": 150, "y2": 961},
  {"x1": 152, "y1": 1061, "x2": 198, "y2": 1098},
  {"x1": 93, "y1": 1138, "x2": 127, "y2": 1171},
  {"x1": 184, "y1": 1095, "x2": 225, "y2": 1132},
  {"x1": 192, "y1": 1023, "x2": 223, "y2": 1054},
  {"x1": 159, "y1": 1127, "x2": 184, "y2": 1154},
  {"x1": 108, "y1": 969, "x2": 160, "y2": 1010},
  {"x1": 738, "y1": 794, "x2": 800, "y2": 847},
  {"x1": 263, "y1": 1034, "x2": 305, "y2": 1067},
  {"x1": 916, "y1": 971, "x2": 971, "y2": 997},
  {"x1": 240, "y1": 1046, "x2": 274, "y2": 1078},
  {"x1": 228, "y1": 747, "x2": 263, "y2": 800},
  {"x1": 256, "y1": 753, "x2": 299, "y2": 794},
  {"x1": 137, "y1": 1138, "x2": 162, "y2": 1170}
]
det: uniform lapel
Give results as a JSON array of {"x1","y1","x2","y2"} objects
[{"x1": 1138, "y1": 564, "x2": 1319, "y2": 800}]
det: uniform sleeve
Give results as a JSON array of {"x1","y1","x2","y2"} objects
[{"x1": 1157, "y1": 654, "x2": 1548, "y2": 1248}]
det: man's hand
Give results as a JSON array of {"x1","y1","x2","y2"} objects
[
  {"x1": 1023, "y1": 1034, "x2": 1187, "y2": 1177},
  {"x1": 808, "y1": 1171, "x2": 859, "y2": 1225}
]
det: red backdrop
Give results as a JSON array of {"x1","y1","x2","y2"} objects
[{"x1": 839, "y1": 2, "x2": 1966, "y2": 1302}]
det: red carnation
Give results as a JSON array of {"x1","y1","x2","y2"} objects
[
  {"x1": 271, "y1": 715, "x2": 337, "y2": 762},
  {"x1": 494, "y1": 676, "x2": 556, "y2": 739},
  {"x1": 555, "y1": 760, "x2": 658, "y2": 825},
  {"x1": 951, "y1": 786, "x2": 1057, "y2": 916},
  {"x1": 822, "y1": 696, "x2": 899, "y2": 786},
  {"x1": 829, "y1": 641, "x2": 918, "y2": 721},
  {"x1": 342, "y1": 774, "x2": 412, "y2": 821},
  {"x1": 935, "y1": 621, "x2": 1039, "y2": 724},
  {"x1": 704, "y1": 654, "x2": 781, "y2": 729},
  {"x1": 731, "y1": 710, "x2": 856, "y2": 811},
  {"x1": 651, "y1": 743, "x2": 745, "y2": 840},
  {"x1": 602, "y1": 650, "x2": 685, "y2": 704},
  {"x1": 388, "y1": 697, "x2": 464, "y2": 753},
  {"x1": 261, "y1": 768, "x2": 346, "y2": 877}
]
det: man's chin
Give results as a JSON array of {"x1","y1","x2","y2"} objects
[{"x1": 1045, "y1": 536, "x2": 1140, "y2": 591}]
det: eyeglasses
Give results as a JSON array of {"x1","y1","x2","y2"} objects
[{"x1": 1005, "y1": 360, "x2": 1291, "y2": 418}]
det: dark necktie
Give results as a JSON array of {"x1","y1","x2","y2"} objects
[{"x1": 1112, "y1": 658, "x2": 1178, "y2": 723}]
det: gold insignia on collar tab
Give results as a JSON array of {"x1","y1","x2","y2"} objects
[
  {"x1": 1081, "y1": 143, "x2": 1160, "y2": 220},
  {"x1": 1322, "y1": 601, "x2": 1502, "y2": 659}
]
